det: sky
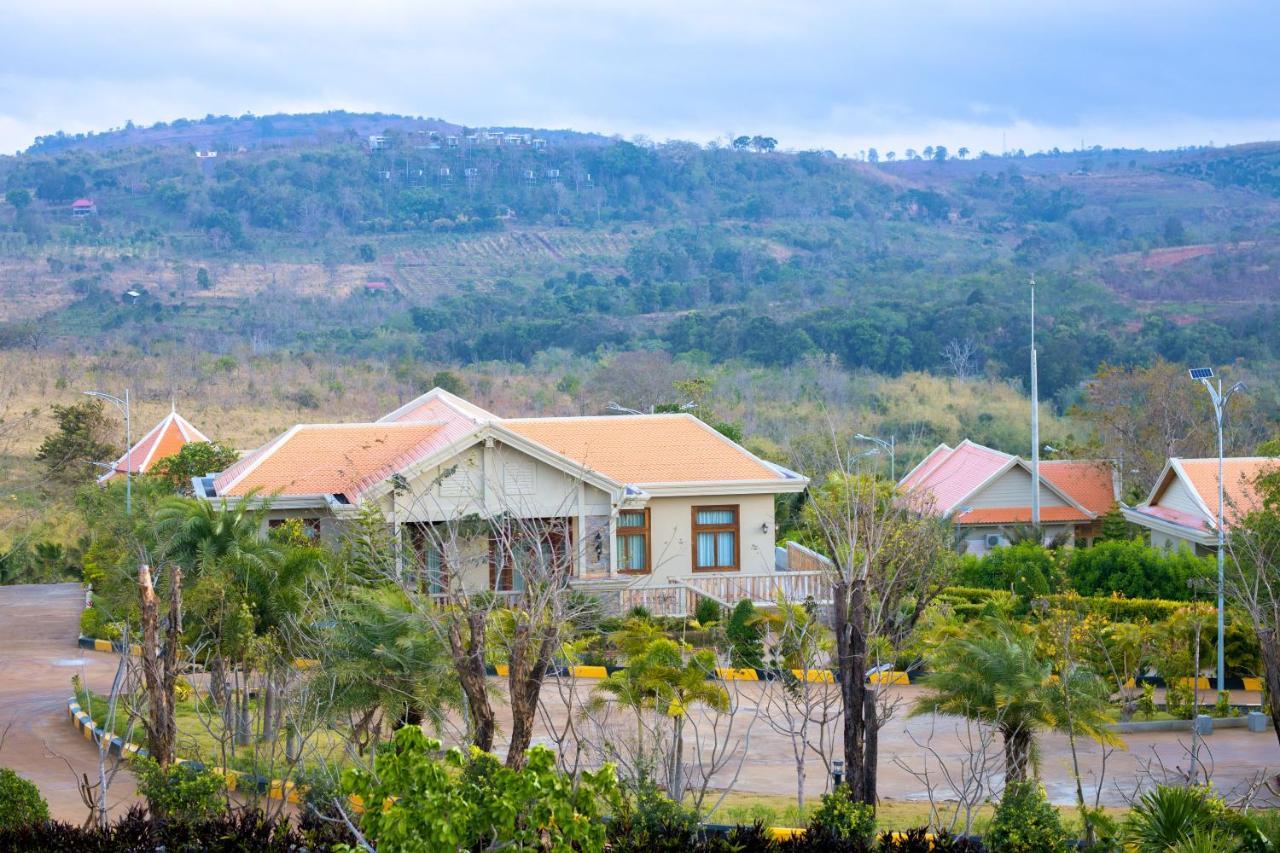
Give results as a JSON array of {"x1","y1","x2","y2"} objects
[{"x1": 3, "y1": 1, "x2": 1280, "y2": 156}]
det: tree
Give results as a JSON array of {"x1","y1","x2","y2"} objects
[
  {"x1": 1227, "y1": 464, "x2": 1280, "y2": 746},
  {"x1": 195, "y1": 267, "x2": 211, "y2": 289},
  {"x1": 1163, "y1": 215, "x2": 1188, "y2": 246},
  {"x1": 732, "y1": 136, "x2": 751, "y2": 150},
  {"x1": 933, "y1": 145, "x2": 948, "y2": 162},
  {"x1": 958, "y1": 147, "x2": 970, "y2": 160},
  {"x1": 1079, "y1": 359, "x2": 1260, "y2": 493},
  {"x1": 799, "y1": 470, "x2": 954, "y2": 806},
  {"x1": 35, "y1": 399, "x2": 118, "y2": 484},
  {"x1": 867, "y1": 148, "x2": 879, "y2": 163},
  {"x1": 4, "y1": 188, "x2": 31, "y2": 210},
  {"x1": 912, "y1": 618, "x2": 1115, "y2": 782},
  {"x1": 148, "y1": 442, "x2": 240, "y2": 495}
]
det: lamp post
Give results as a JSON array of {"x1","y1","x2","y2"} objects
[
  {"x1": 854, "y1": 433, "x2": 896, "y2": 481},
  {"x1": 1029, "y1": 275, "x2": 1040, "y2": 527},
  {"x1": 85, "y1": 389, "x2": 132, "y2": 516},
  {"x1": 1188, "y1": 367, "x2": 1245, "y2": 694}
]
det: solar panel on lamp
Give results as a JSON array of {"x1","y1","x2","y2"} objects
[{"x1": 1188, "y1": 367, "x2": 1214, "y2": 380}]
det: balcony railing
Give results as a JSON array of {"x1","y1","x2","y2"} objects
[{"x1": 619, "y1": 571, "x2": 833, "y2": 617}]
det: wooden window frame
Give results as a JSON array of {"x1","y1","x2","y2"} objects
[
  {"x1": 616, "y1": 508, "x2": 651, "y2": 574},
  {"x1": 489, "y1": 518, "x2": 574, "y2": 591},
  {"x1": 691, "y1": 504, "x2": 740, "y2": 572}
]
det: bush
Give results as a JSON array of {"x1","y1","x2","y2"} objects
[
  {"x1": 131, "y1": 757, "x2": 225, "y2": 822},
  {"x1": 1123, "y1": 785, "x2": 1246, "y2": 850},
  {"x1": 1064, "y1": 540, "x2": 1213, "y2": 600},
  {"x1": 0, "y1": 804, "x2": 353, "y2": 850},
  {"x1": 694, "y1": 597, "x2": 723, "y2": 626},
  {"x1": 609, "y1": 782, "x2": 703, "y2": 853},
  {"x1": 78, "y1": 607, "x2": 102, "y2": 639},
  {"x1": 0, "y1": 767, "x2": 49, "y2": 829},
  {"x1": 985, "y1": 781, "x2": 1068, "y2": 852},
  {"x1": 726, "y1": 599, "x2": 765, "y2": 670},
  {"x1": 956, "y1": 543, "x2": 1058, "y2": 598},
  {"x1": 808, "y1": 786, "x2": 875, "y2": 845}
]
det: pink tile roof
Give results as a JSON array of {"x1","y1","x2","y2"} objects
[
  {"x1": 953, "y1": 505, "x2": 1092, "y2": 525},
  {"x1": 899, "y1": 440, "x2": 1012, "y2": 515},
  {"x1": 1040, "y1": 460, "x2": 1117, "y2": 515}
]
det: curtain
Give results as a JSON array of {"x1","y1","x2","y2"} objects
[{"x1": 696, "y1": 509, "x2": 735, "y2": 525}]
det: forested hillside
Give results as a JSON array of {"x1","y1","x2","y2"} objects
[{"x1": 2, "y1": 111, "x2": 1280, "y2": 410}]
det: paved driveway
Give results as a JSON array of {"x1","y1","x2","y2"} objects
[{"x1": 0, "y1": 582, "x2": 137, "y2": 823}]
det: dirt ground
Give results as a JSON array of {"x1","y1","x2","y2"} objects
[{"x1": 3, "y1": 582, "x2": 1280, "y2": 824}]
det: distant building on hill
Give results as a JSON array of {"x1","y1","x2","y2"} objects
[{"x1": 71, "y1": 198, "x2": 96, "y2": 217}]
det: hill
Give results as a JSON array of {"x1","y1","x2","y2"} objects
[{"x1": 2, "y1": 113, "x2": 1280, "y2": 408}]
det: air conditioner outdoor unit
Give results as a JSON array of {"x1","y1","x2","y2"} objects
[{"x1": 985, "y1": 534, "x2": 1002, "y2": 549}]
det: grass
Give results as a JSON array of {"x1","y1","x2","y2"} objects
[
  {"x1": 711, "y1": 790, "x2": 1129, "y2": 836},
  {"x1": 74, "y1": 683, "x2": 353, "y2": 782}
]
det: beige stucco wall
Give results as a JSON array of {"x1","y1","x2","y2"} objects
[{"x1": 641, "y1": 492, "x2": 778, "y2": 583}]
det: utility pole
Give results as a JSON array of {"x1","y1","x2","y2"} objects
[{"x1": 1029, "y1": 276, "x2": 1040, "y2": 528}]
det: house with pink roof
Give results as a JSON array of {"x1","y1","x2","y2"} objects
[
  {"x1": 1123, "y1": 457, "x2": 1279, "y2": 553},
  {"x1": 898, "y1": 439, "x2": 1119, "y2": 554}
]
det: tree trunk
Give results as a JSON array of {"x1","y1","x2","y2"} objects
[
  {"x1": 505, "y1": 620, "x2": 553, "y2": 770},
  {"x1": 448, "y1": 610, "x2": 495, "y2": 752},
  {"x1": 261, "y1": 674, "x2": 276, "y2": 744},
  {"x1": 1257, "y1": 628, "x2": 1280, "y2": 747},
  {"x1": 835, "y1": 576, "x2": 873, "y2": 804},
  {"x1": 138, "y1": 564, "x2": 181, "y2": 768},
  {"x1": 209, "y1": 656, "x2": 226, "y2": 710},
  {"x1": 670, "y1": 714, "x2": 685, "y2": 802},
  {"x1": 1002, "y1": 724, "x2": 1032, "y2": 783},
  {"x1": 863, "y1": 688, "x2": 878, "y2": 805}
]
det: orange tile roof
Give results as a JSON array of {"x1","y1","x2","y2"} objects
[
  {"x1": 216, "y1": 422, "x2": 448, "y2": 498},
  {"x1": 1172, "y1": 457, "x2": 1279, "y2": 526},
  {"x1": 953, "y1": 506, "x2": 1091, "y2": 525},
  {"x1": 1040, "y1": 460, "x2": 1117, "y2": 515},
  {"x1": 102, "y1": 410, "x2": 210, "y2": 479},
  {"x1": 501, "y1": 414, "x2": 785, "y2": 484}
]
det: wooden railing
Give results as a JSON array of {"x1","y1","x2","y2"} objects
[{"x1": 619, "y1": 571, "x2": 833, "y2": 617}]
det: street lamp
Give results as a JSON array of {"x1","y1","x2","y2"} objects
[
  {"x1": 854, "y1": 434, "x2": 895, "y2": 481},
  {"x1": 85, "y1": 389, "x2": 132, "y2": 516},
  {"x1": 1188, "y1": 367, "x2": 1246, "y2": 695}
]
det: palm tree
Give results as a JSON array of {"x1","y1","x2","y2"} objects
[
  {"x1": 592, "y1": 630, "x2": 728, "y2": 801},
  {"x1": 912, "y1": 618, "x2": 1115, "y2": 782},
  {"x1": 153, "y1": 494, "x2": 276, "y2": 577},
  {"x1": 312, "y1": 585, "x2": 460, "y2": 753}
]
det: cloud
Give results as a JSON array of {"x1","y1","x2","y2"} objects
[{"x1": 1, "y1": 1, "x2": 1277, "y2": 154}]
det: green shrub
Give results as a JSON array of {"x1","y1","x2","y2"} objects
[
  {"x1": 693, "y1": 597, "x2": 722, "y2": 626},
  {"x1": 725, "y1": 599, "x2": 764, "y2": 670},
  {"x1": 1138, "y1": 682, "x2": 1157, "y2": 720},
  {"x1": 77, "y1": 607, "x2": 120, "y2": 641},
  {"x1": 986, "y1": 780, "x2": 1068, "y2": 852},
  {"x1": 956, "y1": 543, "x2": 1058, "y2": 598},
  {"x1": 609, "y1": 781, "x2": 702, "y2": 852},
  {"x1": 1064, "y1": 540, "x2": 1213, "y2": 600},
  {"x1": 807, "y1": 785, "x2": 875, "y2": 844},
  {"x1": 1123, "y1": 785, "x2": 1245, "y2": 851},
  {"x1": 131, "y1": 756, "x2": 225, "y2": 822},
  {"x1": 0, "y1": 767, "x2": 49, "y2": 829}
]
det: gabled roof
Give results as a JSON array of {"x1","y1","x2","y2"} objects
[
  {"x1": 1133, "y1": 456, "x2": 1279, "y2": 532},
  {"x1": 898, "y1": 440, "x2": 1013, "y2": 515},
  {"x1": 500, "y1": 414, "x2": 795, "y2": 487},
  {"x1": 378, "y1": 387, "x2": 496, "y2": 424},
  {"x1": 213, "y1": 421, "x2": 461, "y2": 501},
  {"x1": 898, "y1": 439, "x2": 1114, "y2": 524},
  {"x1": 99, "y1": 408, "x2": 210, "y2": 482}
]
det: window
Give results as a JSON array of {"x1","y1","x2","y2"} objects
[
  {"x1": 490, "y1": 519, "x2": 572, "y2": 591},
  {"x1": 692, "y1": 505, "x2": 739, "y2": 571},
  {"x1": 616, "y1": 509, "x2": 650, "y2": 573},
  {"x1": 407, "y1": 523, "x2": 448, "y2": 595}
]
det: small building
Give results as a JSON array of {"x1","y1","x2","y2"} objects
[
  {"x1": 531, "y1": 138, "x2": 547, "y2": 150},
  {"x1": 71, "y1": 198, "x2": 96, "y2": 217},
  {"x1": 899, "y1": 440, "x2": 1119, "y2": 554},
  {"x1": 364, "y1": 278, "x2": 391, "y2": 294},
  {"x1": 99, "y1": 407, "x2": 211, "y2": 483},
  {"x1": 1123, "y1": 457, "x2": 1279, "y2": 553},
  {"x1": 368, "y1": 135, "x2": 388, "y2": 151},
  {"x1": 195, "y1": 150, "x2": 218, "y2": 159}
]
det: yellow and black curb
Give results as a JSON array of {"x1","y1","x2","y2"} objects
[{"x1": 67, "y1": 696, "x2": 302, "y2": 804}]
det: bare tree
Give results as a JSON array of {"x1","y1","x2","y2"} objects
[
  {"x1": 893, "y1": 712, "x2": 1002, "y2": 835},
  {"x1": 137, "y1": 562, "x2": 182, "y2": 768},
  {"x1": 798, "y1": 439, "x2": 954, "y2": 805},
  {"x1": 941, "y1": 338, "x2": 979, "y2": 380}
]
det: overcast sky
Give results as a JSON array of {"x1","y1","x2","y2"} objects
[{"x1": 3, "y1": 1, "x2": 1279, "y2": 156}]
